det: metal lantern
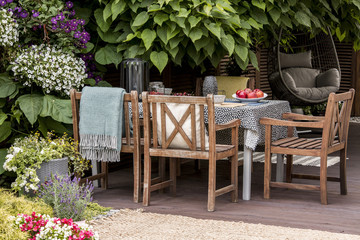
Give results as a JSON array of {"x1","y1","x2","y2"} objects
[{"x1": 120, "y1": 58, "x2": 149, "y2": 96}]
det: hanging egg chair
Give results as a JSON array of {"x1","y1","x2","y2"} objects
[{"x1": 268, "y1": 27, "x2": 341, "y2": 106}]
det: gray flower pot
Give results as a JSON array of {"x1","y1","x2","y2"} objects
[{"x1": 36, "y1": 157, "x2": 69, "y2": 183}]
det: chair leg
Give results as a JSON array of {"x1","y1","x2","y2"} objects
[
  {"x1": 158, "y1": 157, "x2": 165, "y2": 194},
  {"x1": 169, "y1": 158, "x2": 177, "y2": 196},
  {"x1": 340, "y1": 148, "x2": 347, "y2": 195},
  {"x1": 207, "y1": 156, "x2": 216, "y2": 212},
  {"x1": 142, "y1": 154, "x2": 151, "y2": 206},
  {"x1": 286, "y1": 154, "x2": 293, "y2": 183},
  {"x1": 133, "y1": 153, "x2": 141, "y2": 203},
  {"x1": 231, "y1": 153, "x2": 238, "y2": 203},
  {"x1": 264, "y1": 151, "x2": 271, "y2": 199},
  {"x1": 176, "y1": 158, "x2": 181, "y2": 176},
  {"x1": 320, "y1": 154, "x2": 328, "y2": 205},
  {"x1": 101, "y1": 162, "x2": 108, "y2": 189}
]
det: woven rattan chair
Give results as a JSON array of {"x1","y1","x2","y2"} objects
[
  {"x1": 268, "y1": 28, "x2": 341, "y2": 106},
  {"x1": 260, "y1": 89, "x2": 355, "y2": 204},
  {"x1": 141, "y1": 92, "x2": 240, "y2": 211},
  {"x1": 70, "y1": 89, "x2": 142, "y2": 203}
]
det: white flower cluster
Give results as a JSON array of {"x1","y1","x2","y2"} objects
[
  {"x1": 0, "y1": 9, "x2": 19, "y2": 47},
  {"x1": 3, "y1": 146, "x2": 40, "y2": 192},
  {"x1": 11, "y1": 44, "x2": 87, "y2": 95}
]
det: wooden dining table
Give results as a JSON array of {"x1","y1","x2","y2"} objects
[
  {"x1": 135, "y1": 99, "x2": 294, "y2": 201},
  {"x1": 206, "y1": 99, "x2": 294, "y2": 200}
]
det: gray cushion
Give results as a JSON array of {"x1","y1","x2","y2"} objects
[
  {"x1": 282, "y1": 68, "x2": 320, "y2": 88},
  {"x1": 282, "y1": 72, "x2": 297, "y2": 91},
  {"x1": 280, "y1": 51, "x2": 312, "y2": 69},
  {"x1": 296, "y1": 86, "x2": 339, "y2": 100},
  {"x1": 316, "y1": 68, "x2": 340, "y2": 88}
]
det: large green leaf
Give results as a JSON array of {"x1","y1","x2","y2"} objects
[
  {"x1": 235, "y1": 45, "x2": 248, "y2": 62},
  {"x1": 157, "y1": 26, "x2": 168, "y2": 44},
  {"x1": 0, "y1": 148, "x2": 7, "y2": 174},
  {"x1": 188, "y1": 16, "x2": 201, "y2": 28},
  {"x1": 132, "y1": 11, "x2": 149, "y2": 27},
  {"x1": 295, "y1": 11, "x2": 311, "y2": 27},
  {"x1": 40, "y1": 95, "x2": 73, "y2": 124},
  {"x1": 94, "y1": 8, "x2": 111, "y2": 32},
  {"x1": 0, "y1": 109, "x2": 7, "y2": 125},
  {"x1": 251, "y1": 0, "x2": 266, "y2": 10},
  {"x1": 97, "y1": 27, "x2": 122, "y2": 43},
  {"x1": 269, "y1": 8, "x2": 281, "y2": 23},
  {"x1": 38, "y1": 117, "x2": 69, "y2": 136},
  {"x1": 0, "y1": 121, "x2": 11, "y2": 143},
  {"x1": 221, "y1": 34, "x2": 235, "y2": 55},
  {"x1": 141, "y1": 29, "x2": 156, "y2": 50},
  {"x1": 150, "y1": 51, "x2": 168, "y2": 73},
  {"x1": 154, "y1": 13, "x2": 169, "y2": 26},
  {"x1": 95, "y1": 44, "x2": 122, "y2": 66},
  {"x1": 204, "y1": 22, "x2": 221, "y2": 39},
  {"x1": 249, "y1": 50, "x2": 259, "y2": 70},
  {"x1": 16, "y1": 94, "x2": 43, "y2": 125},
  {"x1": 189, "y1": 28, "x2": 203, "y2": 43},
  {"x1": 111, "y1": 0, "x2": 126, "y2": 21},
  {"x1": 0, "y1": 73, "x2": 17, "y2": 98},
  {"x1": 103, "y1": 1, "x2": 113, "y2": 21}
]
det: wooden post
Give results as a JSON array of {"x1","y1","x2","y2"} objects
[{"x1": 353, "y1": 51, "x2": 360, "y2": 116}]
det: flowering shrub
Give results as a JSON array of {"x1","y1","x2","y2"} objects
[
  {"x1": 3, "y1": 132, "x2": 90, "y2": 193},
  {"x1": 12, "y1": 212, "x2": 99, "y2": 240},
  {"x1": 0, "y1": 8, "x2": 18, "y2": 47},
  {"x1": 38, "y1": 174, "x2": 94, "y2": 221},
  {"x1": 11, "y1": 44, "x2": 87, "y2": 95}
]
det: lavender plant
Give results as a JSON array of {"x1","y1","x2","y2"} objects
[{"x1": 38, "y1": 174, "x2": 94, "y2": 221}]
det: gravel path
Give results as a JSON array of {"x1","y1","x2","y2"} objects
[{"x1": 90, "y1": 209, "x2": 360, "y2": 240}]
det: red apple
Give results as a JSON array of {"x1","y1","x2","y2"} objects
[
  {"x1": 247, "y1": 92, "x2": 257, "y2": 98},
  {"x1": 256, "y1": 90, "x2": 264, "y2": 98},
  {"x1": 236, "y1": 89, "x2": 242, "y2": 96},
  {"x1": 237, "y1": 90, "x2": 247, "y2": 98},
  {"x1": 253, "y1": 89, "x2": 261, "y2": 93},
  {"x1": 244, "y1": 88, "x2": 252, "y2": 94}
]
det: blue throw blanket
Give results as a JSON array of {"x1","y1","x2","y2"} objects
[{"x1": 79, "y1": 87, "x2": 125, "y2": 162}]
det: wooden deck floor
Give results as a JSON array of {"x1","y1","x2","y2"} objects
[{"x1": 93, "y1": 122, "x2": 360, "y2": 235}]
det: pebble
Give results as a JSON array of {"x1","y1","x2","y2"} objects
[{"x1": 92, "y1": 209, "x2": 120, "y2": 220}]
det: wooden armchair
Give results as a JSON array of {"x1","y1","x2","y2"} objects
[
  {"x1": 141, "y1": 92, "x2": 241, "y2": 211},
  {"x1": 260, "y1": 89, "x2": 355, "y2": 204},
  {"x1": 70, "y1": 89, "x2": 142, "y2": 203}
]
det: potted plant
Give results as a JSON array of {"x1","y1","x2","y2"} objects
[{"x1": 3, "y1": 132, "x2": 90, "y2": 193}]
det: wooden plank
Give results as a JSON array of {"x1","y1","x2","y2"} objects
[
  {"x1": 272, "y1": 137, "x2": 298, "y2": 146},
  {"x1": 270, "y1": 182, "x2": 320, "y2": 191}
]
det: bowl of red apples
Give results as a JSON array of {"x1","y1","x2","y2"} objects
[{"x1": 232, "y1": 88, "x2": 268, "y2": 102}]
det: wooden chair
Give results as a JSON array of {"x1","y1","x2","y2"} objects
[
  {"x1": 260, "y1": 89, "x2": 355, "y2": 204},
  {"x1": 141, "y1": 92, "x2": 241, "y2": 211},
  {"x1": 70, "y1": 89, "x2": 142, "y2": 203}
]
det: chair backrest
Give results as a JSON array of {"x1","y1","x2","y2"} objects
[
  {"x1": 142, "y1": 92, "x2": 215, "y2": 153},
  {"x1": 322, "y1": 89, "x2": 355, "y2": 149},
  {"x1": 70, "y1": 89, "x2": 140, "y2": 151}
]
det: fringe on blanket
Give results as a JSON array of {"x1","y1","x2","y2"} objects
[{"x1": 80, "y1": 134, "x2": 120, "y2": 162}]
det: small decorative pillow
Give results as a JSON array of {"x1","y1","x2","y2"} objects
[
  {"x1": 280, "y1": 51, "x2": 312, "y2": 69},
  {"x1": 316, "y1": 68, "x2": 340, "y2": 88},
  {"x1": 152, "y1": 103, "x2": 209, "y2": 150},
  {"x1": 281, "y1": 72, "x2": 298, "y2": 92},
  {"x1": 282, "y1": 67, "x2": 320, "y2": 88}
]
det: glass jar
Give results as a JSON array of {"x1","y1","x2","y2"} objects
[{"x1": 149, "y1": 82, "x2": 164, "y2": 95}]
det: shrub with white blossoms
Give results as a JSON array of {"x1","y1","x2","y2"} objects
[
  {"x1": 0, "y1": 9, "x2": 19, "y2": 47},
  {"x1": 11, "y1": 44, "x2": 87, "y2": 95}
]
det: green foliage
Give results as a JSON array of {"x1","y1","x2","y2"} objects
[
  {"x1": 0, "y1": 188, "x2": 53, "y2": 240},
  {"x1": 82, "y1": 202, "x2": 112, "y2": 221},
  {"x1": 91, "y1": 0, "x2": 360, "y2": 73},
  {"x1": 3, "y1": 132, "x2": 90, "y2": 193}
]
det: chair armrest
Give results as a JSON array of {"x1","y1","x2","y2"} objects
[
  {"x1": 215, "y1": 119, "x2": 241, "y2": 131},
  {"x1": 282, "y1": 112, "x2": 325, "y2": 121},
  {"x1": 260, "y1": 117, "x2": 324, "y2": 128}
]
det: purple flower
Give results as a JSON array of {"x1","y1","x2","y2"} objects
[
  {"x1": 87, "y1": 72, "x2": 94, "y2": 78},
  {"x1": 66, "y1": 1, "x2": 73, "y2": 9},
  {"x1": 32, "y1": 10, "x2": 39, "y2": 18},
  {"x1": 51, "y1": 17, "x2": 57, "y2": 24},
  {"x1": 79, "y1": 19, "x2": 85, "y2": 25},
  {"x1": 0, "y1": 0, "x2": 7, "y2": 6},
  {"x1": 19, "y1": 11, "x2": 28, "y2": 18},
  {"x1": 95, "y1": 76, "x2": 102, "y2": 83}
]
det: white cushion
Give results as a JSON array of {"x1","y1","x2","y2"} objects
[{"x1": 152, "y1": 103, "x2": 209, "y2": 150}]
